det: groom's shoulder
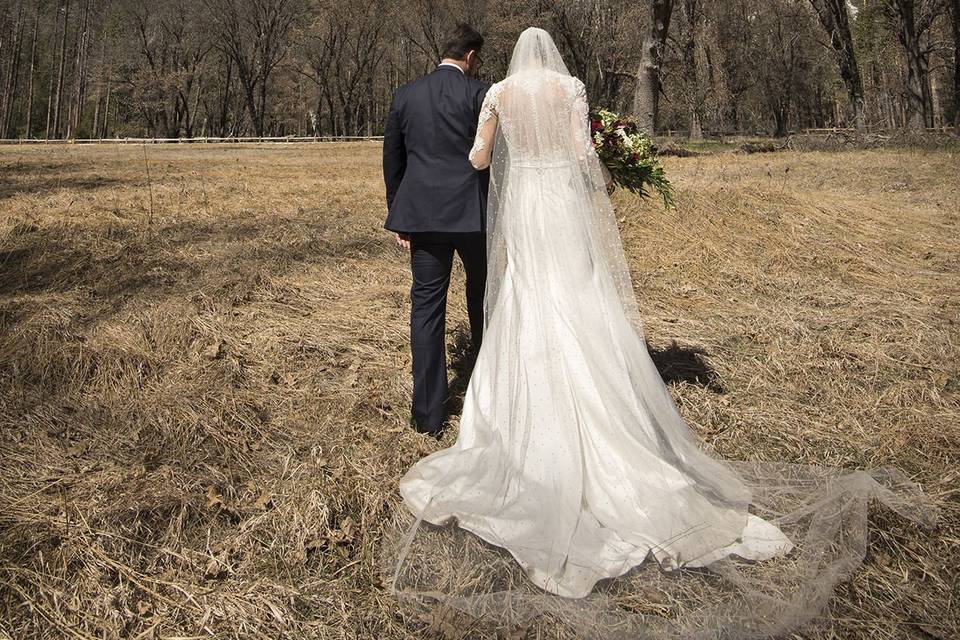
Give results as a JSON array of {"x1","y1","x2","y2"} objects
[
  {"x1": 393, "y1": 70, "x2": 436, "y2": 94},
  {"x1": 393, "y1": 70, "x2": 489, "y2": 103}
]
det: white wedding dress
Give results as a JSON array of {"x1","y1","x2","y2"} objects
[{"x1": 384, "y1": 28, "x2": 938, "y2": 638}]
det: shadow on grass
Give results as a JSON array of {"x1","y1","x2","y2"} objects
[
  {"x1": 0, "y1": 160, "x2": 126, "y2": 201},
  {"x1": 0, "y1": 216, "x2": 389, "y2": 300},
  {"x1": 647, "y1": 340, "x2": 725, "y2": 393}
]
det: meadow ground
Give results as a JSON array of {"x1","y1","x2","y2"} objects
[{"x1": 0, "y1": 142, "x2": 957, "y2": 639}]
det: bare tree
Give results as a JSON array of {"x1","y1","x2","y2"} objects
[
  {"x1": 24, "y1": 0, "x2": 41, "y2": 138},
  {"x1": 204, "y1": 0, "x2": 303, "y2": 136},
  {"x1": 0, "y1": 0, "x2": 954, "y2": 140},
  {"x1": 52, "y1": 0, "x2": 70, "y2": 137},
  {"x1": 128, "y1": 0, "x2": 213, "y2": 137},
  {"x1": 397, "y1": 0, "x2": 450, "y2": 66},
  {"x1": 884, "y1": 0, "x2": 948, "y2": 129},
  {"x1": 747, "y1": 0, "x2": 821, "y2": 136},
  {"x1": 1, "y1": 0, "x2": 26, "y2": 138},
  {"x1": 712, "y1": 0, "x2": 760, "y2": 132},
  {"x1": 66, "y1": 0, "x2": 90, "y2": 138},
  {"x1": 675, "y1": 0, "x2": 707, "y2": 139},
  {"x1": 808, "y1": 0, "x2": 867, "y2": 131},
  {"x1": 632, "y1": 0, "x2": 673, "y2": 133},
  {"x1": 297, "y1": 1, "x2": 388, "y2": 136},
  {"x1": 952, "y1": 0, "x2": 959, "y2": 124}
]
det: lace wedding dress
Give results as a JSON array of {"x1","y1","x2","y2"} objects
[{"x1": 380, "y1": 28, "x2": 939, "y2": 638}]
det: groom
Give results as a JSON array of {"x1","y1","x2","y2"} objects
[{"x1": 382, "y1": 24, "x2": 491, "y2": 437}]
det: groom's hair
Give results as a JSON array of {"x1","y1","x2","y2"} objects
[{"x1": 441, "y1": 23, "x2": 484, "y2": 60}]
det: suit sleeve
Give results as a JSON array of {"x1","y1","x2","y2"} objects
[{"x1": 382, "y1": 89, "x2": 406, "y2": 211}]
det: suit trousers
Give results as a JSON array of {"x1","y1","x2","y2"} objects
[{"x1": 409, "y1": 231, "x2": 487, "y2": 434}]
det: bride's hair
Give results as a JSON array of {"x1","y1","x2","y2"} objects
[{"x1": 441, "y1": 23, "x2": 484, "y2": 60}]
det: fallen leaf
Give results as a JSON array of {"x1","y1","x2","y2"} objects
[
  {"x1": 206, "y1": 486, "x2": 223, "y2": 509},
  {"x1": 253, "y1": 489, "x2": 272, "y2": 510}
]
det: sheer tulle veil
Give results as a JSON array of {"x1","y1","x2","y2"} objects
[{"x1": 377, "y1": 27, "x2": 941, "y2": 639}]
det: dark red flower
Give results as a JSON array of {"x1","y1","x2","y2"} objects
[{"x1": 591, "y1": 119, "x2": 602, "y2": 132}]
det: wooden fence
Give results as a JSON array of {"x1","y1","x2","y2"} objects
[
  {"x1": 800, "y1": 126, "x2": 957, "y2": 134},
  {"x1": 0, "y1": 135, "x2": 385, "y2": 145},
  {"x1": 2, "y1": 127, "x2": 954, "y2": 146},
  {"x1": 657, "y1": 126, "x2": 957, "y2": 137}
]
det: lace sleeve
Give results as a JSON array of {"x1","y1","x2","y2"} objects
[
  {"x1": 571, "y1": 77, "x2": 611, "y2": 188},
  {"x1": 469, "y1": 83, "x2": 501, "y2": 170},
  {"x1": 571, "y1": 78, "x2": 597, "y2": 160}
]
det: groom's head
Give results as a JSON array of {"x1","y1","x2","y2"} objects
[{"x1": 441, "y1": 23, "x2": 484, "y2": 77}]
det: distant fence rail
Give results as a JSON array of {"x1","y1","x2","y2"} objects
[
  {"x1": 3, "y1": 127, "x2": 954, "y2": 146},
  {"x1": 658, "y1": 126, "x2": 957, "y2": 137},
  {"x1": 799, "y1": 126, "x2": 957, "y2": 134},
  {"x1": 0, "y1": 135, "x2": 385, "y2": 145}
]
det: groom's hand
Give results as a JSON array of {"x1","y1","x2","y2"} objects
[{"x1": 394, "y1": 232, "x2": 411, "y2": 251}]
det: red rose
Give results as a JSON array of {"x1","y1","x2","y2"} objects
[{"x1": 591, "y1": 120, "x2": 602, "y2": 132}]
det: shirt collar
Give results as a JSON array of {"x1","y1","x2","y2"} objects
[{"x1": 437, "y1": 62, "x2": 465, "y2": 74}]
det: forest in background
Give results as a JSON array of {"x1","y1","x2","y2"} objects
[{"x1": 0, "y1": 0, "x2": 957, "y2": 140}]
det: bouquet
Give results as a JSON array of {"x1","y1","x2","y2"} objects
[{"x1": 590, "y1": 108, "x2": 675, "y2": 207}]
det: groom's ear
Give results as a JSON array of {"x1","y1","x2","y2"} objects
[{"x1": 465, "y1": 49, "x2": 482, "y2": 74}]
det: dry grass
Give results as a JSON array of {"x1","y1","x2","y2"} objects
[{"x1": 0, "y1": 142, "x2": 957, "y2": 639}]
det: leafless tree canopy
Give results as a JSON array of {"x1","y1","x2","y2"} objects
[{"x1": 0, "y1": 0, "x2": 956, "y2": 139}]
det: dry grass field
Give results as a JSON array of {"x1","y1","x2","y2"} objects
[{"x1": 0, "y1": 142, "x2": 957, "y2": 639}]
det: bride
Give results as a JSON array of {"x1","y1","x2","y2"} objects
[{"x1": 384, "y1": 27, "x2": 939, "y2": 637}]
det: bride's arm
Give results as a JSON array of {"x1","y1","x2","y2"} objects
[
  {"x1": 469, "y1": 85, "x2": 500, "y2": 170},
  {"x1": 570, "y1": 78, "x2": 614, "y2": 192}
]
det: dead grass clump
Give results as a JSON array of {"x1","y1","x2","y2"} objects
[
  {"x1": 734, "y1": 139, "x2": 789, "y2": 154},
  {"x1": 653, "y1": 140, "x2": 702, "y2": 157},
  {"x1": 0, "y1": 143, "x2": 956, "y2": 639},
  {"x1": 785, "y1": 130, "x2": 960, "y2": 152}
]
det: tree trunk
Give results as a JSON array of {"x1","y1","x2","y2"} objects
[
  {"x1": 71, "y1": 0, "x2": 90, "y2": 137},
  {"x1": 24, "y1": 1, "x2": 39, "y2": 139},
  {"x1": 45, "y1": 1, "x2": 64, "y2": 139},
  {"x1": 189, "y1": 75, "x2": 203, "y2": 137},
  {"x1": 773, "y1": 101, "x2": 789, "y2": 136},
  {"x1": 680, "y1": 0, "x2": 704, "y2": 141},
  {"x1": 257, "y1": 74, "x2": 268, "y2": 137},
  {"x1": 808, "y1": 0, "x2": 866, "y2": 132},
  {"x1": 91, "y1": 37, "x2": 104, "y2": 138},
  {"x1": 689, "y1": 110, "x2": 703, "y2": 140},
  {"x1": 102, "y1": 79, "x2": 111, "y2": 137},
  {"x1": 2, "y1": 0, "x2": 26, "y2": 138},
  {"x1": 53, "y1": 0, "x2": 70, "y2": 138},
  {"x1": 67, "y1": 0, "x2": 89, "y2": 138},
  {"x1": 218, "y1": 57, "x2": 232, "y2": 137},
  {"x1": 888, "y1": 0, "x2": 931, "y2": 130},
  {"x1": 632, "y1": 0, "x2": 673, "y2": 134},
  {"x1": 930, "y1": 67, "x2": 942, "y2": 128},
  {"x1": 953, "y1": 0, "x2": 959, "y2": 126}
]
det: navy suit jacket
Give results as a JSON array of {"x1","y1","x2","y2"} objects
[{"x1": 383, "y1": 66, "x2": 491, "y2": 234}]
